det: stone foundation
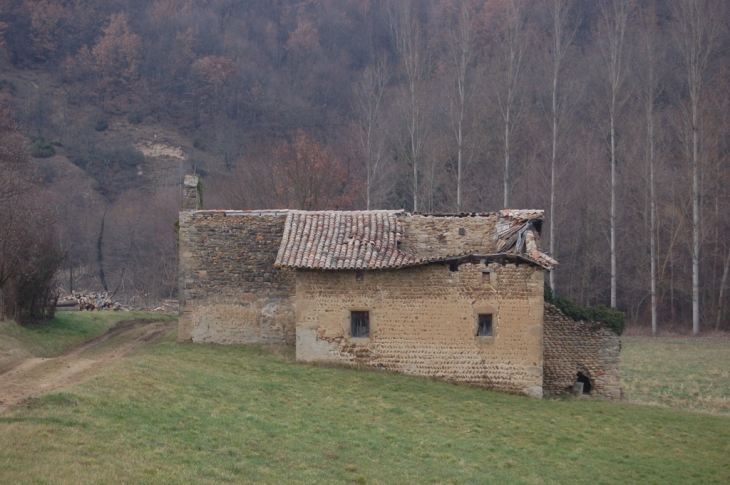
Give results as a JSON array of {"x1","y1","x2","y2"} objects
[{"x1": 542, "y1": 303, "x2": 621, "y2": 399}]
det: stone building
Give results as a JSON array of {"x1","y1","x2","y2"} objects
[{"x1": 178, "y1": 184, "x2": 620, "y2": 399}]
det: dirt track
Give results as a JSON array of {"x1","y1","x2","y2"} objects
[{"x1": 0, "y1": 320, "x2": 175, "y2": 413}]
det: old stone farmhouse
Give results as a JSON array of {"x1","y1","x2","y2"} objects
[{"x1": 178, "y1": 177, "x2": 621, "y2": 399}]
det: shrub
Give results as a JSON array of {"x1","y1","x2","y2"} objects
[
  {"x1": 30, "y1": 138, "x2": 56, "y2": 158},
  {"x1": 94, "y1": 117, "x2": 108, "y2": 132},
  {"x1": 544, "y1": 282, "x2": 626, "y2": 335},
  {"x1": 193, "y1": 137, "x2": 206, "y2": 151},
  {"x1": 127, "y1": 112, "x2": 143, "y2": 125},
  {"x1": 0, "y1": 79, "x2": 16, "y2": 94}
]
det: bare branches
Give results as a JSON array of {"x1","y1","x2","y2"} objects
[
  {"x1": 353, "y1": 57, "x2": 390, "y2": 210},
  {"x1": 670, "y1": 0, "x2": 725, "y2": 334}
]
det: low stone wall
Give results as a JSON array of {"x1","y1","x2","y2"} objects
[
  {"x1": 178, "y1": 211, "x2": 296, "y2": 345},
  {"x1": 542, "y1": 303, "x2": 621, "y2": 399}
]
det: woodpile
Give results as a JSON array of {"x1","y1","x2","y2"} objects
[
  {"x1": 151, "y1": 299, "x2": 179, "y2": 313},
  {"x1": 59, "y1": 292, "x2": 128, "y2": 311}
]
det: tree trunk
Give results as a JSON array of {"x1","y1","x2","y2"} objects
[
  {"x1": 716, "y1": 246, "x2": 730, "y2": 331},
  {"x1": 610, "y1": 94, "x2": 617, "y2": 309},
  {"x1": 649, "y1": 100, "x2": 658, "y2": 334},
  {"x1": 692, "y1": 101, "x2": 700, "y2": 334}
]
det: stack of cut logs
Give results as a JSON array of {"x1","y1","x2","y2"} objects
[
  {"x1": 59, "y1": 292, "x2": 127, "y2": 311},
  {"x1": 151, "y1": 299, "x2": 179, "y2": 313}
]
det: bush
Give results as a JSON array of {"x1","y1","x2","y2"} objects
[
  {"x1": 127, "y1": 112, "x2": 143, "y2": 125},
  {"x1": 0, "y1": 207, "x2": 65, "y2": 325},
  {"x1": 0, "y1": 79, "x2": 16, "y2": 94},
  {"x1": 94, "y1": 117, "x2": 108, "y2": 132},
  {"x1": 545, "y1": 282, "x2": 626, "y2": 335},
  {"x1": 193, "y1": 137, "x2": 206, "y2": 151},
  {"x1": 11, "y1": 241, "x2": 66, "y2": 325},
  {"x1": 30, "y1": 138, "x2": 56, "y2": 158}
]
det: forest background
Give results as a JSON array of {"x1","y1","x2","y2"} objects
[{"x1": 0, "y1": 0, "x2": 728, "y2": 333}]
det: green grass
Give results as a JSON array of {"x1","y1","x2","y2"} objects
[
  {"x1": 621, "y1": 337, "x2": 730, "y2": 415},
  {"x1": 1, "y1": 335, "x2": 729, "y2": 484},
  {"x1": 0, "y1": 312, "x2": 177, "y2": 365}
]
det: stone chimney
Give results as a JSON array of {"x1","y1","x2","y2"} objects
[{"x1": 182, "y1": 174, "x2": 201, "y2": 210}]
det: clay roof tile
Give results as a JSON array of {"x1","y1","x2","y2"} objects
[{"x1": 275, "y1": 210, "x2": 422, "y2": 269}]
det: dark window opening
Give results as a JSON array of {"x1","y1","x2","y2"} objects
[
  {"x1": 477, "y1": 314, "x2": 493, "y2": 336},
  {"x1": 576, "y1": 372, "x2": 592, "y2": 394},
  {"x1": 351, "y1": 311, "x2": 369, "y2": 338},
  {"x1": 449, "y1": 262, "x2": 459, "y2": 272}
]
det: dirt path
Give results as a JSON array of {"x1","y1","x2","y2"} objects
[{"x1": 0, "y1": 320, "x2": 176, "y2": 413}]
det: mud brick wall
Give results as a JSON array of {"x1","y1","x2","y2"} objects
[
  {"x1": 401, "y1": 214, "x2": 498, "y2": 260},
  {"x1": 542, "y1": 304, "x2": 621, "y2": 399},
  {"x1": 296, "y1": 263, "x2": 546, "y2": 397},
  {"x1": 178, "y1": 211, "x2": 296, "y2": 345}
]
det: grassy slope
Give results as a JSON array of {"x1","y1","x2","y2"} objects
[
  {"x1": 0, "y1": 312, "x2": 177, "y2": 366},
  {"x1": 621, "y1": 337, "x2": 730, "y2": 414},
  {"x1": 1, "y1": 335, "x2": 729, "y2": 485}
]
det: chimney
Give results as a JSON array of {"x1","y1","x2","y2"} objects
[{"x1": 182, "y1": 174, "x2": 201, "y2": 210}]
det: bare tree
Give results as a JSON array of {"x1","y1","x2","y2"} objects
[
  {"x1": 637, "y1": 4, "x2": 663, "y2": 334},
  {"x1": 389, "y1": 0, "x2": 429, "y2": 212},
  {"x1": 494, "y1": 0, "x2": 528, "y2": 209},
  {"x1": 670, "y1": 0, "x2": 723, "y2": 334},
  {"x1": 442, "y1": 0, "x2": 477, "y2": 212},
  {"x1": 598, "y1": 0, "x2": 631, "y2": 308},
  {"x1": 353, "y1": 57, "x2": 389, "y2": 210},
  {"x1": 545, "y1": 0, "x2": 577, "y2": 291}
]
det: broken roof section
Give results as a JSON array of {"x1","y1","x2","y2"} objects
[
  {"x1": 275, "y1": 210, "x2": 424, "y2": 270},
  {"x1": 275, "y1": 209, "x2": 557, "y2": 271},
  {"x1": 496, "y1": 209, "x2": 557, "y2": 269}
]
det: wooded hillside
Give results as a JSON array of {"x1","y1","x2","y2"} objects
[{"x1": 0, "y1": 0, "x2": 728, "y2": 332}]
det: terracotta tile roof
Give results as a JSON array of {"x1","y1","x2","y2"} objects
[{"x1": 275, "y1": 210, "x2": 424, "y2": 269}]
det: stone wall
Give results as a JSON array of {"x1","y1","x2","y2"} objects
[
  {"x1": 178, "y1": 211, "x2": 296, "y2": 345},
  {"x1": 542, "y1": 303, "x2": 621, "y2": 399},
  {"x1": 295, "y1": 262, "x2": 545, "y2": 397},
  {"x1": 401, "y1": 214, "x2": 498, "y2": 260}
]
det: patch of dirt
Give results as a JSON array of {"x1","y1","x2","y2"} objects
[
  {"x1": 135, "y1": 141, "x2": 187, "y2": 160},
  {"x1": 0, "y1": 320, "x2": 175, "y2": 413}
]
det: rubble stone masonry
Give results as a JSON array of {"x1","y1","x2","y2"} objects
[
  {"x1": 178, "y1": 211, "x2": 296, "y2": 345},
  {"x1": 295, "y1": 262, "x2": 546, "y2": 397},
  {"x1": 542, "y1": 303, "x2": 622, "y2": 399},
  {"x1": 400, "y1": 214, "x2": 498, "y2": 260}
]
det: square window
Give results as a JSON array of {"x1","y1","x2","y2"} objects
[
  {"x1": 477, "y1": 314, "x2": 493, "y2": 337},
  {"x1": 351, "y1": 311, "x2": 369, "y2": 338}
]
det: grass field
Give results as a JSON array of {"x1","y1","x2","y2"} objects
[
  {"x1": 621, "y1": 336, "x2": 730, "y2": 415},
  {"x1": 1, "y1": 327, "x2": 729, "y2": 484},
  {"x1": 0, "y1": 311, "x2": 177, "y2": 367}
]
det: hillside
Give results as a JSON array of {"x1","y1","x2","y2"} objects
[{"x1": 1, "y1": 0, "x2": 730, "y2": 329}]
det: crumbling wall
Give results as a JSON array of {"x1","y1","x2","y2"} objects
[
  {"x1": 296, "y1": 263, "x2": 545, "y2": 397},
  {"x1": 401, "y1": 214, "x2": 498, "y2": 260},
  {"x1": 542, "y1": 303, "x2": 621, "y2": 399},
  {"x1": 178, "y1": 211, "x2": 296, "y2": 345}
]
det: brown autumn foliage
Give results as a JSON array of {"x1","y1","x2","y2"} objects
[
  {"x1": 0, "y1": 0, "x2": 729, "y2": 329},
  {"x1": 91, "y1": 13, "x2": 141, "y2": 103},
  {"x1": 273, "y1": 130, "x2": 360, "y2": 211}
]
